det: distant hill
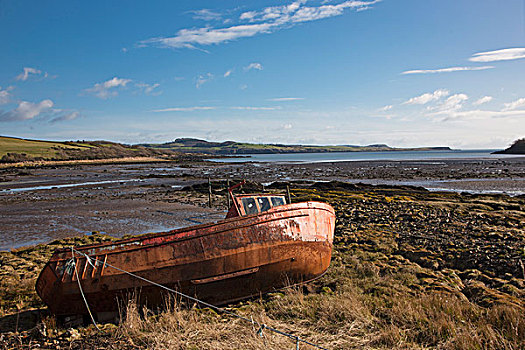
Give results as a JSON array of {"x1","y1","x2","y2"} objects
[
  {"x1": 0, "y1": 135, "x2": 454, "y2": 163},
  {"x1": 0, "y1": 136, "x2": 181, "y2": 163},
  {"x1": 493, "y1": 139, "x2": 525, "y2": 154},
  {"x1": 139, "y1": 138, "x2": 452, "y2": 155}
]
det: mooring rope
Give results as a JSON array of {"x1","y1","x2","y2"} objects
[
  {"x1": 71, "y1": 247, "x2": 328, "y2": 350},
  {"x1": 70, "y1": 247, "x2": 100, "y2": 330}
]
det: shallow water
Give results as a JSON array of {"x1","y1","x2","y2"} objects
[
  {"x1": 210, "y1": 150, "x2": 521, "y2": 163},
  {"x1": 0, "y1": 179, "x2": 142, "y2": 193},
  {"x1": 327, "y1": 178, "x2": 525, "y2": 196}
]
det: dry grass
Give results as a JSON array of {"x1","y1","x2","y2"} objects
[
  {"x1": 1, "y1": 187, "x2": 523, "y2": 349},
  {"x1": 0, "y1": 156, "x2": 169, "y2": 169},
  {"x1": 370, "y1": 293, "x2": 524, "y2": 349},
  {"x1": 107, "y1": 185, "x2": 525, "y2": 349},
  {"x1": 113, "y1": 275, "x2": 524, "y2": 350},
  {"x1": 117, "y1": 297, "x2": 301, "y2": 350}
]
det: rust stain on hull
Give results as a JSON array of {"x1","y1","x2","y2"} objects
[{"x1": 36, "y1": 201, "x2": 336, "y2": 316}]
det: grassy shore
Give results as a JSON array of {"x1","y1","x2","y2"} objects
[
  {"x1": 0, "y1": 136, "x2": 185, "y2": 164},
  {"x1": 0, "y1": 156, "x2": 172, "y2": 169},
  {"x1": 0, "y1": 184, "x2": 523, "y2": 349}
]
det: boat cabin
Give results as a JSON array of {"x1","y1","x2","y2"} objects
[{"x1": 226, "y1": 194, "x2": 287, "y2": 218}]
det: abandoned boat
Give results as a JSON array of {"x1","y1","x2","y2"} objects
[{"x1": 36, "y1": 184, "x2": 335, "y2": 319}]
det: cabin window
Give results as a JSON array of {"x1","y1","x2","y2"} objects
[
  {"x1": 258, "y1": 197, "x2": 271, "y2": 212},
  {"x1": 271, "y1": 197, "x2": 285, "y2": 207},
  {"x1": 242, "y1": 198, "x2": 258, "y2": 215}
]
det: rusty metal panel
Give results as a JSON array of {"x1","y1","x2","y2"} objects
[{"x1": 36, "y1": 201, "x2": 335, "y2": 316}]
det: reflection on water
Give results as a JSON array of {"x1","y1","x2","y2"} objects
[
  {"x1": 209, "y1": 150, "x2": 519, "y2": 163},
  {"x1": 0, "y1": 179, "x2": 142, "y2": 193},
  {"x1": 0, "y1": 208, "x2": 228, "y2": 251},
  {"x1": 332, "y1": 178, "x2": 525, "y2": 196},
  {"x1": 153, "y1": 167, "x2": 184, "y2": 171}
]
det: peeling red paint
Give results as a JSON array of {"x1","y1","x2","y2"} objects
[{"x1": 36, "y1": 197, "x2": 335, "y2": 317}]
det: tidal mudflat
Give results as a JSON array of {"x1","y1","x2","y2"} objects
[
  {"x1": 0, "y1": 157, "x2": 524, "y2": 349},
  {"x1": 2, "y1": 156, "x2": 523, "y2": 249}
]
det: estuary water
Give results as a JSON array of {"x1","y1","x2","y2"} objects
[{"x1": 210, "y1": 149, "x2": 515, "y2": 163}]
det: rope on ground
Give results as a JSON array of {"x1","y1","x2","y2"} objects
[
  {"x1": 71, "y1": 247, "x2": 99, "y2": 330},
  {"x1": 71, "y1": 247, "x2": 328, "y2": 350}
]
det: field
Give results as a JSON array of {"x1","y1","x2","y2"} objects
[
  {"x1": 0, "y1": 183, "x2": 523, "y2": 349},
  {"x1": 0, "y1": 136, "x2": 185, "y2": 163},
  {"x1": 0, "y1": 136, "x2": 92, "y2": 159}
]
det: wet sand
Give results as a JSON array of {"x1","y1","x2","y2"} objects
[
  {"x1": 0, "y1": 164, "x2": 226, "y2": 250},
  {"x1": 1, "y1": 156, "x2": 524, "y2": 251}
]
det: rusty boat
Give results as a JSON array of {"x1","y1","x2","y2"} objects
[{"x1": 36, "y1": 183, "x2": 335, "y2": 320}]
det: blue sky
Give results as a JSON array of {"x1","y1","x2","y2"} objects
[{"x1": 1, "y1": 0, "x2": 524, "y2": 148}]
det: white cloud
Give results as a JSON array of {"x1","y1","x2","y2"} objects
[
  {"x1": 434, "y1": 109, "x2": 525, "y2": 122},
  {"x1": 141, "y1": 1, "x2": 380, "y2": 49},
  {"x1": 244, "y1": 62, "x2": 263, "y2": 71},
  {"x1": 191, "y1": 9, "x2": 222, "y2": 21},
  {"x1": 152, "y1": 105, "x2": 283, "y2": 112},
  {"x1": 503, "y1": 97, "x2": 525, "y2": 111},
  {"x1": 473, "y1": 96, "x2": 493, "y2": 106},
  {"x1": 0, "y1": 99, "x2": 80, "y2": 123},
  {"x1": 0, "y1": 86, "x2": 14, "y2": 105},
  {"x1": 152, "y1": 106, "x2": 216, "y2": 112},
  {"x1": 291, "y1": 0, "x2": 380, "y2": 23},
  {"x1": 240, "y1": 1, "x2": 307, "y2": 22},
  {"x1": 268, "y1": 97, "x2": 304, "y2": 101},
  {"x1": 135, "y1": 82, "x2": 161, "y2": 95},
  {"x1": 239, "y1": 11, "x2": 257, "y2": 21},
  {"x1": 239, "y1": 0, "x2": 377, "y2": 23},
  {"x1": 404, "y1": 92, "x2": 525, "y2": 123},
  {"x1": 402, "y1": 66, "x2": 494, "y2": 75},
  {"x1": 15, "y1": 67, "x2": 42, "y2": 81},
  {"x1": 142, "y1": 23, "x2": 275, "y2": 50},
  {"x1": 195, "y1": 73, "x2": 213, "y2": 88},
  {"x1": 403, "y1": 89, "x2": 449, "y2": 105},
  {"x1": 469, "y1": 48, "x2": 525, "y2": 62},
  {"x1": 438, "y1": 94, "x2": 468, "y2": 112},
  {"x1": 101, "y1": 77, "x2": 131, "y2": 89},
  {"x1": 50, "y1": 111, "x2": 80, "y2": 123},
  {"x1": 283, "y1": 123, "x2": 293, "y2": 129},
  {"x1": 231, "y1": 106, "x2": 282, "y2": 110},
  {"x1": 223, "y1": 69, "x2": 233, "y2": 77},
  {"x1": 0, "y1": 99, "x2": 53, "y2": 121},
  {"x1": 380, "y1": 105, "x2": 392, "y2": 111},
  {"x1": 85, "y1": 77, "x2": 132, "y2": 99}
]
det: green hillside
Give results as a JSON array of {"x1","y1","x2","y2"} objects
[
  {"x1": 140, "y1": 137, "x2": 452, "y2": 155},
  {"x1": 1, "y1": 135, "x2": 455, "y2": 163},
  {"x1": 0, "y1": 136, "x2": 178, "y2": 163}
]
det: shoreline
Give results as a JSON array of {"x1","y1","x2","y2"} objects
[
  {"x1": 0, "y1": 159, "x2": 523, "y2": 349},
  {"x1": 2, "y1": 150, "x2": 523, "y2": 169},
  {"x1": 1, "y1": 182, "x2": 523, "y2": 349},
  {"x1": 207, "y1": 150, "x2": 520, "y2": 164},
  {"x1": 1, "y1": 156, "x2": 524, "y2": 251},
  {"x1": 0, "y1": 156, "x2": 174, "y2": 169}
]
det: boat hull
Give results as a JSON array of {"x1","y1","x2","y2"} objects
[{"x1": 36, "y1": 201, "x2": 335, "y2": 317}]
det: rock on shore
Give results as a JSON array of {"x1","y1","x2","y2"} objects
[{"x1": 0, "y1": 182, "x2": 523, "y2": 349}]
